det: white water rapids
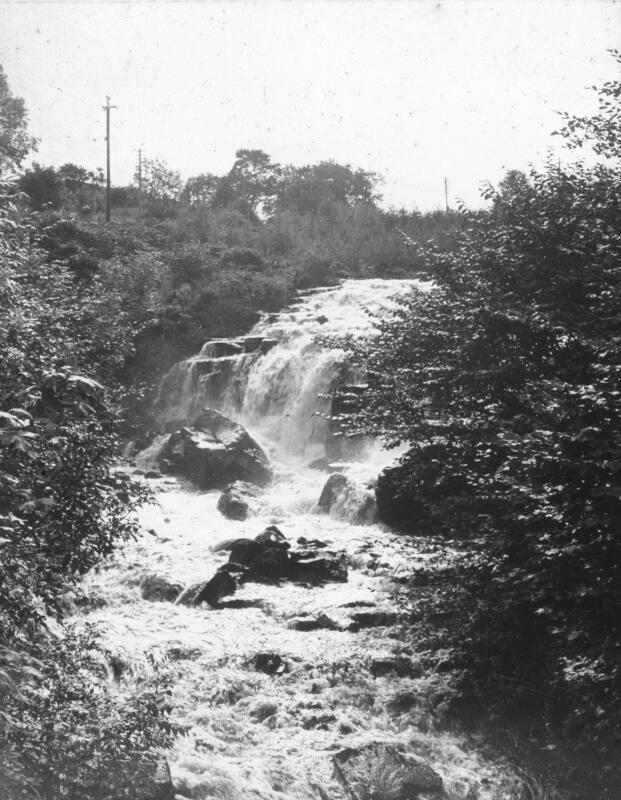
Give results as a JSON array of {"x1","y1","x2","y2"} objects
[{"x1": 77, "y1": 279, "x2": 529, "y2": 800}]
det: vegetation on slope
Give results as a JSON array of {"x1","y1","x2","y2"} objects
[{"x1": 337, "y1": 50, "x2": 621, "y2": 799}]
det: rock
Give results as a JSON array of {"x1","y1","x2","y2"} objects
[
  {"x1": 302, "y1": 712, "x2": 336, "y2": 729},
  {"x1": 243, "y1": 336, "x2": 264, "y2": 352},
  {"x1": 316, "y1": 315, "x2": 329, "y2": 324},
  {"x1": 159, "y1": 408, "x2": 271, "y2": 490},
  {"x1": 166, "y1": 645, "x2": 203, "y2": 661},
  {"x1": 255, "y1": 525, "x2": 290, "y2": 549},
  {"x1": 370, "y1": 656, "x2": 421, "y2": 679},
  {"x1": 228, "y1": 538, "x2": 265, "y2": 566},
  {"x1": 388, "y1": 691, "x2": 419, "y2": 713},
  {"x1": 140, "y1": 575, "x2": 183, "y2": 603},
  {"x1": 260, "y1": 339, "x2": 278, "y2": 354},
  {"x1": 287, "y1": 613, "x2": 341, "y2": 632},
  {"x1": 249, "y1": 547, "x2": 290, "y2": 580},
  {"x1": 297, "y1": 536, "x2": 328, "y2": 548},
  {"x1": 249, "y1": 701, "x2": 278, "y2": 722},
  {"x1": 176, "y1": 569, "x2": 236, "y2": 607},
  {"x1": 144, "y1": 470, "x2": 162, "y2": 479},
  {"x1": 349, "y1": 610, "x2": 398, "y2": 630},
  {"x1": 252, "y1": 652, "x2": 290, "y2": 675},
  {"x1": 291, "y1": 551, "x2": 348, "y2": 583},
  {"x1": 318, "y1": 473, "x2": 349, "y2": 511},
  {"x1": 217, "y1": 481, "x2": 261, "y2": 520},
  {"x1": 200, "y1": 340, "x2": 244, "y2": 358},
  {"x1": 333, "y1": 743, "x2": 443, "y2": 800}
]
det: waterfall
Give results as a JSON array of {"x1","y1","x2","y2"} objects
[{"x1": 154, "y1": 278, "x2": 420, "y2": 464}]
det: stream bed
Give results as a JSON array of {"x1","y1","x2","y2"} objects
[{"x1": 76, "y1": 280, "x2": 530, "y2": 800}]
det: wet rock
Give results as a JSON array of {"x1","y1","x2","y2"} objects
[
  {"x1": 166, "y1": 645, "x2": 203, "y2": 661},
  {"x1": 144, "y1": 470, "x2": 162, "y2": 479},
  {"x1": 249, "y1": 547, "x2": 290, "y2": 580},
  {"x1": 250, "y1": 701, "x2": 278, "y2": 722},
  {"x1": 302, "y1": 712, "x2": 336, "y2": 729},
  {"x1": 217, "y1": 481, "x2": 261, "y2": 520},
  {"x1": 227, "y1": 538, "x2": 263, "y2": 564},
  {"x1": 287, "y1": 613, "x2": 341, "y2": 632},
  {"x1": 291, "y1": 551, "x2": 348, "y2": 583},
  {"x1": 333, "y1": 743, "x2": 443, "y2": 800},
  {"x1": 140, "y1": 575, "x2": 183, "y2": 603},
  {"x1": 318, "y1": 473, "x2": 349, "y2": 511},
  {"x1": 260, "y1": 338, "x2": 278, "y2": 354},
  {"x1": 297, "y1": 536, "x2": 328, "y2": 548},
  {"x1": 316, "y1": 314, "x2": 329, "y2": 324},
  {"x1": 200, "y1": 340, "x2": 244, "y2": 358},
  {"x1": 159, "y1": 408, "x2": 272, "y2": 490},
  {"x1": 255, "y1": 525, "x2": 290, "y2": 549},
  {"x1": 370, "y1": 656, "x2": 422, "y2": 679},
  {"x1": 252, "y1": 652, "x2": 290, "y2": 675},
  {"x1": 388, "y1": 691, "x2": 419, "y2": 714},
  {"x1": 348, "y1": 610, "x2": 398, "y2": 630},
  {"x1": 243, "y1": 336, "x2": 264, "y2": 352},
  {"x1": 176, "y1": 569, "x2": 236, "y2": 607}
]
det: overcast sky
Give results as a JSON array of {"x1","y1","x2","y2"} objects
[{"x1": 1, "y1": 0, "x2": 619, "y2": 210}]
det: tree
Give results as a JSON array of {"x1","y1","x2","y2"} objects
[
  {"x1": 138, "y1": 157, "x2": 182, "y2": 200},
  {"x1": 556, "y1": 49, "x2": 621, "y2": 159},
  {"x1": 181, "y1": 172, "x2": 219, "y2": 205},
  {"x1": 222, "y1": 148, "x2": 281, "y2": 214},
  {"x1": 18, "y1": 163, "x2": 64, "y2": 209},
  {"x1": 0, "y1": 65, "x2": 37, "y2": 175},
  {"x1": 276, "y1": 161, "x2": 381, "y2": 215},
  {"x1": 337, "y1": 55, "x2": 621, "y2": 793}
]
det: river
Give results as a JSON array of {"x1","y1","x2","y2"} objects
[{"x1": 77, "y1": 279, "x2": 530, "y2": 800}]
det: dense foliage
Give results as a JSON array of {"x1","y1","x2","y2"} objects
[
  {"x1": 1, "y1": 70, "x2": 170, "y2": 797},
  {"x1": 338, "y1": 56, "x2": 621, "y2": 797}
]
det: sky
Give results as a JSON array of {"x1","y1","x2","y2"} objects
[{"x1": 1, "y1": 0, "x2": 619, "y2": 210}]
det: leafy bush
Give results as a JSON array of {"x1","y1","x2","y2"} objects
[
  {"x1": 0, "y1": 626, "x2": 172, "y2": 800},
  {"x1": 337, "y1": 59, "x2": 621, "y2": 795}
]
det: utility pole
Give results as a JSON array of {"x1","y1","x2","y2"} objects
[
  {"x1": 444, "y1": 177, "x2": 449, "y2": 212},
  {"x1": 137, "y1": 148, "x2": 143, "y2": 191},
  {"x1": 137, "y1": 148, "x2": 143, "y2": 216},
  {"x1": 103, "y1": 96, "x2": 117, "y2": 222}
]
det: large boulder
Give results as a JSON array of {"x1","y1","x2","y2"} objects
[
  {"x1": 228, "y1": 538, "x2": 265, "y2": 566},
  {"x1": 158, "y1": 408, "x2": 271, "y2": 490},
  {"x1": 318, "y1": 473, "x2": 349, "y2": 511},
  {"x1": 333, "y1": 743, "x2": 443, "y2": 800},
  {"x1": 217, "y1": 481, "x2": 262, "y2": 520},
  {"x1": 228, "y1": 527, "x2": 292, "y2": 581}
]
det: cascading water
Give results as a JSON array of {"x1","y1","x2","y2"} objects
[{"x1": 78, "y1": 279, "x2": 531, "y2": 800}]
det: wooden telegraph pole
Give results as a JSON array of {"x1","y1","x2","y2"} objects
[{"x1": 103, "y1": 96, "x2": 117, "y2": 222}]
